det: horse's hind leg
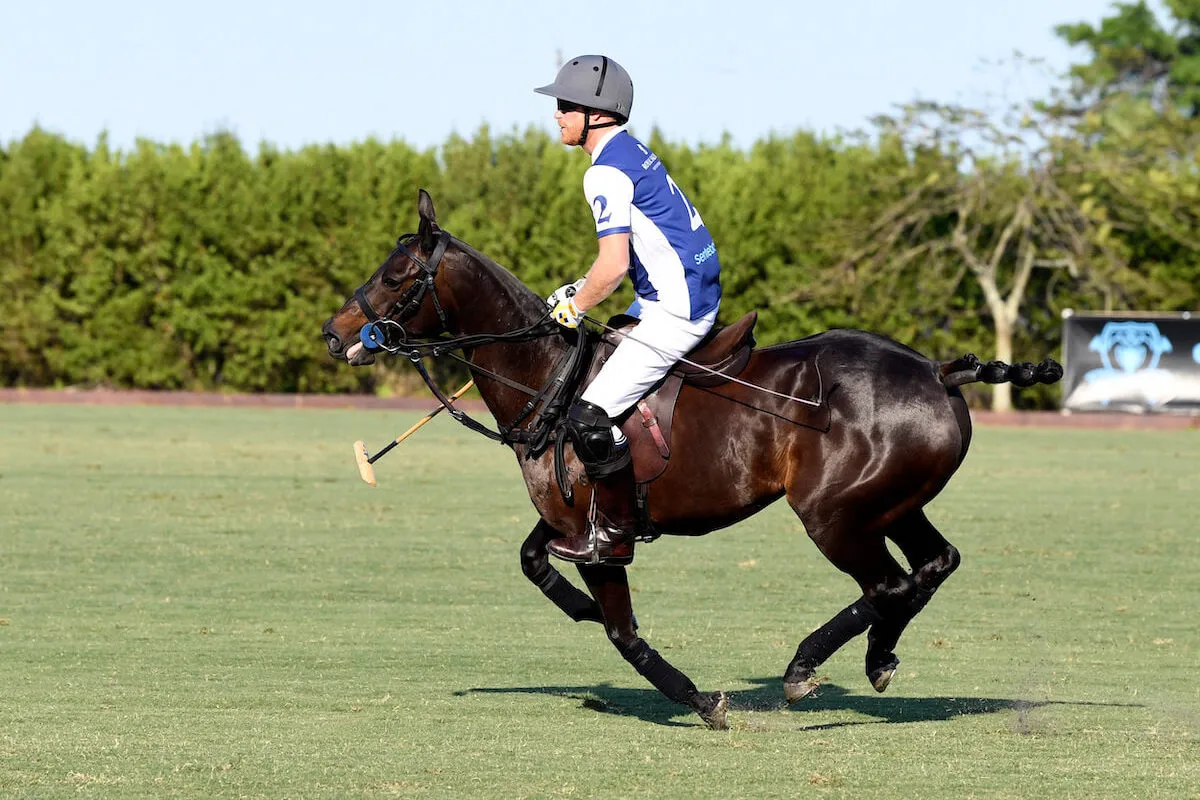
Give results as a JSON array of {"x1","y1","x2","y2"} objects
[
  {"x1": 865, "y1": 510, "x2": 961, "y2": 692},
  {"x1": 520, "y1": 519, "x2": 603, "y2": 624},
  {"x1": 784, "y1": 594, "x2": 880, "y2": 702},
  {"x1": 783, "y1": 522, "x2": 906, "y2": 703},
  {"x1": 575, "y1": 564, "x2": 728, "y2": 730}
]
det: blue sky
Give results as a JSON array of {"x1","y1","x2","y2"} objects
[{"x1": 3, "y1": 0, "x2": 1124, "y2": 152}]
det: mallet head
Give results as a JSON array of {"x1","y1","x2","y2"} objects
[{"x1": 353, "y1": 440, "x2": 377, "y2": 486}]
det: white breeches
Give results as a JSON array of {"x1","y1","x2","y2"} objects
[{"x1": 581, "y1": 301, "x2": 718, "y2": 434}]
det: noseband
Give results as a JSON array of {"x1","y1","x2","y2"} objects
[{"x1": 353, "y1": 231, "x2": 452, "y2": 343}]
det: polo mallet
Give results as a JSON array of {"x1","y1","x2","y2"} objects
[{"x1": 353, "y1": 379, "x2": 475, "y2": 486}]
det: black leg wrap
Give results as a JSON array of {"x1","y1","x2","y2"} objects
[
  {"x1": 792, "y1": 597, "x2": 881, "y2": 672},
  {"x1": 521, "y1": 532, "x2": 603, "y2": 624},
  {"x1": 617, "y1": 638, "x2": 698, "y2": 706},
  {"x1": 537, "y1": 569, "x2": 604, "y2": 623}
]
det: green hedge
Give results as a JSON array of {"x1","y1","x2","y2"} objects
[{"x1": 1, "y1": 125, "x2": 1191, "y2": 407}]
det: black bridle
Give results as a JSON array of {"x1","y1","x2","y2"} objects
[
  {"x1": 353, "y1": 232, "x2": 452, "y2": 337},
  {"x1": 347, "y1": 231, "x2": 589, "y2": 470}
]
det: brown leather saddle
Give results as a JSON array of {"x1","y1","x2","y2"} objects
[{"x1": 583, "y1": 311, "x2": 758, "y2": 484}]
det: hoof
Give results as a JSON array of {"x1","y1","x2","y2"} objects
[
  {"x1": 696, "y1": 691, "x2": 728, "y2": 730},
  {"x1": 783, "y1": 676, "x2": 822, "y2": 704},
  {"x1": 868, "y1": 657, "x2": 899, "y2": 693}
]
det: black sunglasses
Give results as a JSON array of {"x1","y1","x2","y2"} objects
[{"x1": 557, "y1": 99, "x2": 587, "y2": 114}]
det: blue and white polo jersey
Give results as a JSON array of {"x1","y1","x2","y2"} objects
[{"x1": 584, "y1": 129, "x2": 722, "y2": 321}]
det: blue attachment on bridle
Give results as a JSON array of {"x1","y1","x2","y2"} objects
[{"x1": 359, "y1": 320, "x2": 400, "y2": 353}]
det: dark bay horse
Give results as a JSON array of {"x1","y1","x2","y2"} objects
[{"x1": 321, "y1": 190, "x2": 1062, "y2": 729}]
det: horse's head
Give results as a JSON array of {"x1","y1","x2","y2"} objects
[{"x1": 322, "y1": 189, "x2": 456, "y2": 365}]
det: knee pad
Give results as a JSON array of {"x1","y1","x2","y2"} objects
[{"x1": 566, "y1": 400, "x2": 631, "y2": 478}]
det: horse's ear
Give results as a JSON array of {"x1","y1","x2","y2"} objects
[{"x1": 417, "y1": 189, "x2": 438, "y2": 251}]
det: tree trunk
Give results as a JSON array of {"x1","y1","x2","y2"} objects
[{"x1": 992, "y1": 314, "x2": 1014, "y2": 413}]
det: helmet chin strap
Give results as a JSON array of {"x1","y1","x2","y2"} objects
[{"x1": 575, "y1": 111, "x2": 619, "y2": 147}]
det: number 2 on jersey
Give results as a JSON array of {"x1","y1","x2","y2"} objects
[
  {"x1": 592, "y1": 195, "x2": 612, "y2": 224},
  {"x1": 665, "y1": 174, "x2": 704, "y2": 231}
]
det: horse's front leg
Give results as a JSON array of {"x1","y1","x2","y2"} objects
[
  {"x1": 576, "y1": 564, "x2": 728, "y2": 730},
  {"x1": 520, "y1": 520, "x2": 604, "y2": 624}
]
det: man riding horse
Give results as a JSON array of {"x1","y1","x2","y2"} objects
[
  {"x1": 320, "y1": 54, "x2": 1064, "y2": 730},
  {"x1": 536, "y1": 55, "x2": 724, "y2": 567}
]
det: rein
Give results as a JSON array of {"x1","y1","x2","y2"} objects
[
  {"x1": 371, "y1": 321, "x2": 585, "y2": 449},
  {"x1": 350, "y1": 233, "x2": 585, "y2": 449},
  {"x1": 349, "y1": 229, "x2": 827, "y2": 455},
  {"x1": 585, "y1": 315, "x2": 826, "y2": 409}
]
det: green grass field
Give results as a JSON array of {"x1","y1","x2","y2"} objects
[{"x1": 1, "y1": 404, "x2": 1197, "y2": 799}]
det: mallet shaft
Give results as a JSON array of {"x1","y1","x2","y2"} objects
[
  {"x1": 369, "y1": 412, "x2": 438, "y2": 463},
  {"x1": 370, "y1": 379, "x2": 476, "y2": 461}
]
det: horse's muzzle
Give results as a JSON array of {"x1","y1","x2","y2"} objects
[
  {"x1": 321, "y1": 320, "x2": 377, "y2": 365},
  {"x1": 321, "y1": 319, "x2": 344, "y2": 357}
]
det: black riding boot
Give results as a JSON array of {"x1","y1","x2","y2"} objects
[{"x1": 548, "y1": 460, "x2": 638, "y2": 566}]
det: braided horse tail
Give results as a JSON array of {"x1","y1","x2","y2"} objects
[{"x1": 938, "y1": 353, "x2": 1064, "y2": 389}]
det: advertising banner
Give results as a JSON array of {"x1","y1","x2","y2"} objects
[{"x1": 1061, "y1": 312, "x2": 1200, "y2": 413}]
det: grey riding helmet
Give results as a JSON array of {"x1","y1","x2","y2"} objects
[{"x1": 534, "y1": 55, "x2": 634, "y2": 122}]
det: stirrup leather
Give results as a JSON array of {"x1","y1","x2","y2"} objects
[{"x1": 631, "y1": 483, "x2": 660, "y2": 544}]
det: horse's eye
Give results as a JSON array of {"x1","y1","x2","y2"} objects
[{"x1": 382, "y1": 274, "x2": 404, "y2": 290}]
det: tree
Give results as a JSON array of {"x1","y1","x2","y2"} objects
[
  {"x1": 1054, "y1": 0, "x2": 1200, "y2": 116},
  {"x1": 1051, "y1": 1, "x2": 1200, "y2": 312},
  {"x1": 849, "y1": 101, "x2": 1132, "y2": 412}
]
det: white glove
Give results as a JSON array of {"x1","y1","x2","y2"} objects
[{"x1": 545, "y1": 278, "x2": 587, "y2": 308}]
